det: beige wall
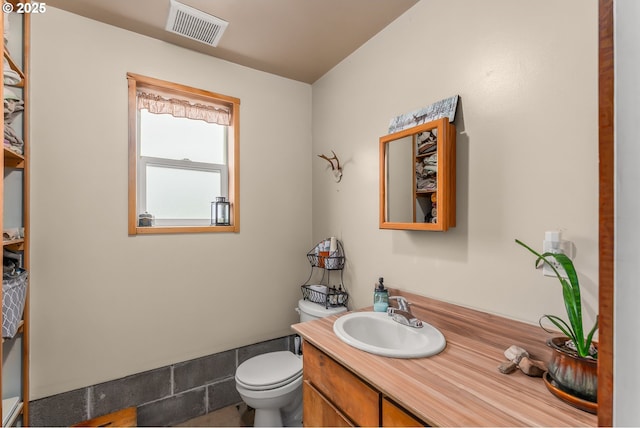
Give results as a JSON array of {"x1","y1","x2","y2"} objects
[
  {"x1": 29, "y1": 8, "x2": 312, "y2": 399},
  {"x1": 312, "y1": 0, "x2": 598, "y2": 327},
  {"x1": 29, "y1": 0, "x2": 599, "y2": 401}
]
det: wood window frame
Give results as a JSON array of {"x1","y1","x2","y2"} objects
[{"x1": 127, "y1": 72, "x2": 240, "y2": 235}]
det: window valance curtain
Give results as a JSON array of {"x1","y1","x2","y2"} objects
[{"x1": 137, "y1": 91, "x2": 231, "y2": 126}]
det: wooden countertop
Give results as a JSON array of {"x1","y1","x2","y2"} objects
[{"x1": 292, "y1": 289, "x2": 597, "y2": 427}]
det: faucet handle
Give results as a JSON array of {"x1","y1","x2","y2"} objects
[
  {"x1": 388, "y1": 295, "x2": 410, "y2": 312},
  {"x1": 390, "y1": 309, "x2": 423, "y2": 328}
]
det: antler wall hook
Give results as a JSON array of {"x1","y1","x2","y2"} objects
[{"x1": 318, "y1": 150, "x2": 343, "y2": 182}]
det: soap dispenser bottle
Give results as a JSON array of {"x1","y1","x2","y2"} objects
[{"x1": 373, "y1": 277, "x2": 389, "y2": 312}]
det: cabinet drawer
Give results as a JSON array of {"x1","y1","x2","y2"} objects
[
  {"x1": 303, "y1": 342, "x2": 379, "y2": 427},
  {"x1": 303, "y1": 381, "x2": 353, "y2": 427},
  {"x1": 382, "y1": 397, "x2": 426, "y2": 427}
]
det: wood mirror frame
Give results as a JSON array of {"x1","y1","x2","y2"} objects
[
  {"x1": 598, "y1": 0, "x2": 613, "y2": 425},
  {"x1": 379, "y1": 118, "x2": 456, "y2": 231}
]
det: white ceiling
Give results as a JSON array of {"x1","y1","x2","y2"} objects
[{"x1": 45, "y1": 0, "x2": 419, "y2": 83}]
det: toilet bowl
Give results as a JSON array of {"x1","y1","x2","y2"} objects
[
  {"x1": 236, "y1": 351, "x2": 303, "y2": 426},
  {"x1": 235, "y1": 299, "x2": 347, "y2": 427}
]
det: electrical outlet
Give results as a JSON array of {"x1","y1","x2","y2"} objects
[
  {"x1": 542, "y1": 231, "x2": 572, "y2": 278},
  {"x1": 543, "y1": 254, "x2": 567, "y2": 278}
]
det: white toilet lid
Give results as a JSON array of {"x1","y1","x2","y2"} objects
[
  {"x1": 235, "y1": 351, "x2": 303, "y2": 391},
  {"x1": 298, "y1": 299, "x2": 348, "y2": 318}
]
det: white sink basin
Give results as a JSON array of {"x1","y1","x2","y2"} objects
[{"x1": 333, "y1": 311, "x2": 446, "y2": 358}]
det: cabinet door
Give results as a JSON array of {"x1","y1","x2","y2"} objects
[
  {"x1": 303, "y1": 342, "x2": 379, "y2": 427},
  {"x1": 380, "y1": 117, "x2": 456, "y2": 231},
  {"x1": 382, "y1": 398, "x2": 426, "y2": 427},
  {"x1": 303, "y1": 381, "x2": 353, "y2": 427}
]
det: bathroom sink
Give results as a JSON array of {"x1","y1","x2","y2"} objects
[{"x1": 333, "y1": 311, "x2": 446, "y2": 358}]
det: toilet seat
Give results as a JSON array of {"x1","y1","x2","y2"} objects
[{"x1": 235, "y1": 351, "x2": 303, "y2": 391}]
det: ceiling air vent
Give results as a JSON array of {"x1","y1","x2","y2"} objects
[{"x1": 165, "y1": 0, "x2": 228, "y2": 47}]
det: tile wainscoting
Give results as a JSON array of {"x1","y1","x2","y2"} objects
[{"x1": 30, "y1": 335, "x2": 296, "y2": 426}]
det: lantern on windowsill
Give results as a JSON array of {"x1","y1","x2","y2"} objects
[{"x1": 211, "y1": 196, "x2": 230, "y2": 226}]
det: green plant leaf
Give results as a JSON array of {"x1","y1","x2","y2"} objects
[
  {"x1": 515, "y1": 239, "x2": 598, "y2": 359},
  {"x1": 584, "y1": 316, "x2": 599, "y2": 357},
  {"x1": 540, "y1": 314, "x2": 576, "y2": 343},
  {"x1": 547, "y1": 252, "x2": 586, "y2": 353}
]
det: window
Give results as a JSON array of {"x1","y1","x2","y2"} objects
[{"x1": 127, "y1": 73, "x2": 240, "y2": 234}]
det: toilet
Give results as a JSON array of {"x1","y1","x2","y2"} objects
[{"x1": 235, "y1": 299, "x2": 347, "y2": 427}]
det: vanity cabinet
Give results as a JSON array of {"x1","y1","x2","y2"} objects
[
  {"x1": 382, "y1": 398, "x2": 424, "y2": 427},
  {"x1": 380, "y1": 117, "x2": 456, "y2": 231},
  {"x1": 294, "y1": 291, "x2": 597, "y2": 427},
  {"x1": 303, "y1": 342, "x2": 425, "y2": 427},
  {"x1": 302, "y1": 382, "x2": 352, "y2": 427}
]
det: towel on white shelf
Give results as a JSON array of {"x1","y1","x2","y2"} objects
[{"x1": 3, "y1": 70, "x2": 20, "y2": 86}]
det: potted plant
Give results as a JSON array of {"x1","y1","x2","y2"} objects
[{"x1": 515, "y1": 239, "x2": 598, "y2": 404}]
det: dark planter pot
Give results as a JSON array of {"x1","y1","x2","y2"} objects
[{"x1": 546, "y1": 337, "x2": 597, "y2": 403}]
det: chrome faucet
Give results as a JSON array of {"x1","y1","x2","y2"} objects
[
  {"x1": 387, "y1": 296, "x2": 423, "y2": 328},
  {"x1": 388, "y1": 296, "x2": 410, "y2": 311}
]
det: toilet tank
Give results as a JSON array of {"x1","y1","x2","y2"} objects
[{"x1": 297, "y1": 299, "x2": 347, "y2": 322}]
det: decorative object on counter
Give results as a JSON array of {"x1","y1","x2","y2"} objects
[
  {"x1": 498, "y1": 360, "x2": 517, "y2": 374},
  {"x1": 373, "y1": 277, "x2": 389, "y2": 312},
  {"x1": 318, "y1": 150, "x2": 343, "y2": 182},
  {"x1": 504, "y1": 344, "x2": 529, "y2": 361},
  {"x1": 515, "y1": 239, "x2": 598, "y2": 408},
  {"x1": 498, "y1": 345, "x2": 547, "y2": 377},
  {"x1": 542, "y1": 372, "x2": 597, "y2": 414},
  {"x1": 301, "y1": 238, "x2": 348, "y2": 308},
  {"x1": 211, "y1": 196, "x2": 230, "y2": 225},
  {"x1": 518, "y1": 356, "x2": 547, "y2": 377},
  {"x1": 545, "y1": 337, "x2": 597, "y2": 405},
  {"x1": 388, "y1": 95, "x2": 459, "y2": 134},
  {"x1": 137, "y1": 212, "x2": 154, "y2": 227}
]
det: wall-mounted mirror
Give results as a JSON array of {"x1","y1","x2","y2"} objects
[{"x1": 379, "y1": 118, "x2": 456, "y2": 231}]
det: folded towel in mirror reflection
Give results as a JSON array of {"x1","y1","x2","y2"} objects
[
  {"x1": 416, "y1": 163, "x2": 436, "y2": 177},
  {"x1": 424, "y1": 153, "x2": 437, "y2": 165},
  {"x1": 417, "y1": 129, "x2": 438, "y2": 154},
  {"x1": 417, "y1": 177, "x2": 436, "y2": 191},
  {"x1": 417, "y1": 142, "x2": 436, "y2": 155}
]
